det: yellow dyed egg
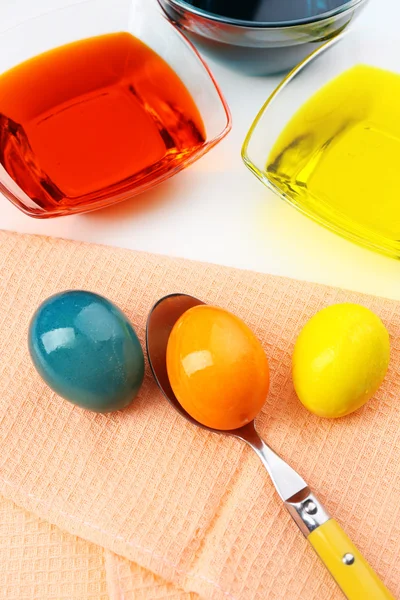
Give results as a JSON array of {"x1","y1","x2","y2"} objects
[{"x1": 293, "y1": 303, "x2": 390, "y2": 418}]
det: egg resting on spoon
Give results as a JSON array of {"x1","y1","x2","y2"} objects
[{"x1": 166, "y1": 305, "x2": 270, "y2": 430}]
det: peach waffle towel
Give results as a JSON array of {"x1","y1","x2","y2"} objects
[{"x1": 0, "y1": 229, "x2": 399, "y2": 600}]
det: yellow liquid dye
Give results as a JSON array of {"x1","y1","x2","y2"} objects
[{"x1": 266, "y1": 65, "x2": 400, "y2": 256}]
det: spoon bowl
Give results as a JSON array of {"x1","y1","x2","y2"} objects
[
  {"x1": 146, "y1": 292, "x2": 262, "y2": 439},
  {"x1": 146, "y1": 293, "x2": 206, "y2": 428}
]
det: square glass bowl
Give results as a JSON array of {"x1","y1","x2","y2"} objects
[
  {"x1": 242, "y1": 31, "x2": 400, "y2": 259},
  {"x1": 0, "y1": 0, "x2": 231, "y2": 218},
  {"x1": 158, "y1": 0, "x2": 368, "y2": 75}
]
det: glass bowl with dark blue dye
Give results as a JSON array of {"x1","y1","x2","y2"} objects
[{"x1": 158, "y1": 0, "x2": 368, "y2": 75}]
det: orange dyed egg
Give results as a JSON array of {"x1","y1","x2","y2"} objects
[{"x1": 166, "y1": 305, "x2": 270, "y2": 430}]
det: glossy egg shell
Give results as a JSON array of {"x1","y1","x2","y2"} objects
[
  {"x1": 292, "y1": 303, "x2": 390, "y2": 418},
  {"x1": 28, "y1": 290, "x2": 145, "y2": 412},
  {"x1": 166, "y1": 305, "x2": 270, "y2": 430}
]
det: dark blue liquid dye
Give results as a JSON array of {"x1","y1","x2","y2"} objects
[{"x1": 185, "y1": 0, "x2": 349, "y2": 22}]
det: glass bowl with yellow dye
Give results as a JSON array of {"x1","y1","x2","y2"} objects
[{"x1": 242, "y1": 31, "x2": 400, "y2": 259}]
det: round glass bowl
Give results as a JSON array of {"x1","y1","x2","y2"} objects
[
  {"x1": 242, "y1": 30, "x2": 400, "y2": 259},
  {"x1": 0, "y1": 0, "x2": 231, "y2": 218},
  {"x1": 158, "y1": 0, "x2": 368, "y2": 75}
]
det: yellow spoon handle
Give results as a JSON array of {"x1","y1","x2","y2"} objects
[
  {"x1": 243, "y1": 430, "x2": 393, "y2": 599},
  {"x1": 308, "y1": 519, "x2": 394, "y2": 600}
]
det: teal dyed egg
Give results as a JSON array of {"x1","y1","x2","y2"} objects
[{"x1": 28, "y1": 290, "x2": 145, "y2": 412}]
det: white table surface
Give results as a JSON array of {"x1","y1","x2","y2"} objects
[{"x1": 2, "y1": 0, "x2": 400, "y2": 300}]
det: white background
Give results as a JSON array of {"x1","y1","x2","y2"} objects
[{"x1": 1, "y1": 0, "x2": 399, "y2": 300}]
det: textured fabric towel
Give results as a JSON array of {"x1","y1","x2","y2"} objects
[{"x1": 0, "y1": 230, "x2": 399, "y2": 600}]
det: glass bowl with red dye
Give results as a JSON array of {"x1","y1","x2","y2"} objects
[{"x1": 0, "y1": 0, "x2": 231, "y2": 218}]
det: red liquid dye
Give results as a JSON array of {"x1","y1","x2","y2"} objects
[{"x1": 0, "y1": 32, "x2": 206, "y2": 212}]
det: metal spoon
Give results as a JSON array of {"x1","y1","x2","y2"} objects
[{"x1": 146, "y1": 293, "x2": 394, "y2": 600}]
